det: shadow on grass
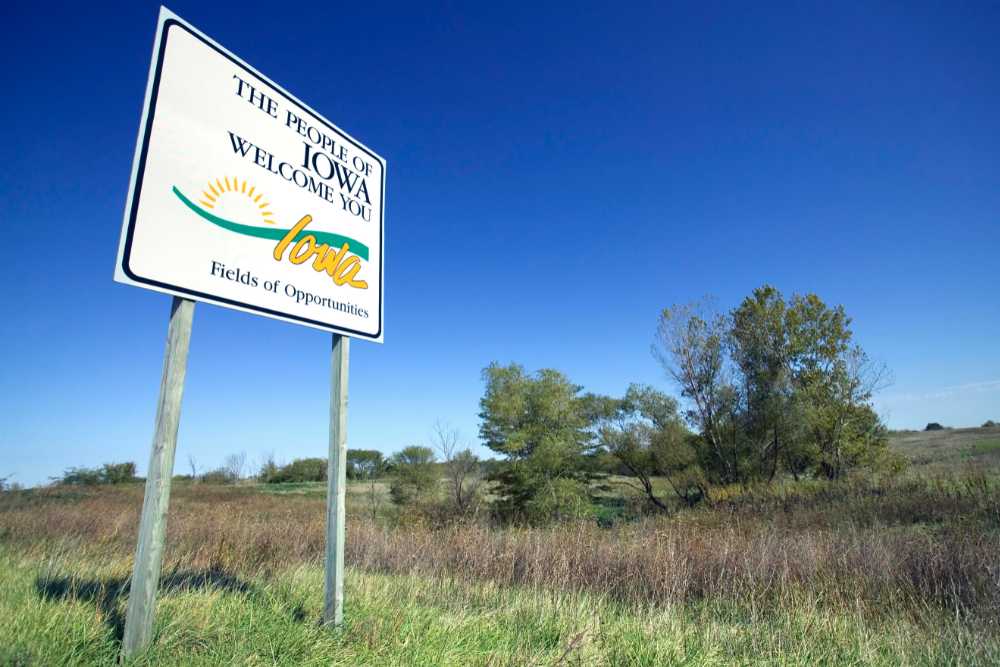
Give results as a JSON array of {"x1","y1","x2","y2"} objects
[{"x1": 34, "y1": 568, "x2": 257, "y2": 642}]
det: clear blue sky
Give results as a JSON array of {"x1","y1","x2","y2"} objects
[{"x1": 2, "y1": 2, "x2": 997, "y2": 486}]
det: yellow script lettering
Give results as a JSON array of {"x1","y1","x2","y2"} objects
[{"x1": 273, "y1": 215, "x2": 368, "y2": 290}]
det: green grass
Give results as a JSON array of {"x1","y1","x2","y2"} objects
[
  {"x1": 255, "y1": 481, "x2": 327, "y2": 496},
  {"x1": 891, "y1": 425, "x2": 1000, "y2": 473},
  {"x1": 1, "y1": 547, "x2": 997, "y2": 666},
  {"x1": 966, "y1": 439, "x2": 1000, "y2": 459}
]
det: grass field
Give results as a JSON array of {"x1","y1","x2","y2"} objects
[
  {"x1": 1, "y1": 426, "x2": 999, "y2": 665},
  {"x1": 892, "y1": 426, "x2": 1000, "y2": 474}
]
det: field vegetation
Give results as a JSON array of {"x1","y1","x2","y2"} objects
[
  {"x1": 2, "y1": 286, "x2": 999, "y2": 664},
  {"x1": 3, "y1": 425, "x2": 1000, "y2": 664}
]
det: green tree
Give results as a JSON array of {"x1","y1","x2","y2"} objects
[
  {"x1": 655, "y1": 302, "x2": 746, "y2": 485},
  {"x1": 596, "y1": 384, "x2": 705, "y2": 511},
  {"x1": 347, "y1": 449, "x2": 385, "y2": 480},
  {"x1": 347, "y1": 449, "x2": 388, "y2": 521},
  {"x1": 479, "y1": 363, "x2": 593, "y2": 524},
  {"x1": 799, "y1": 347, "x2": 892, "y2": 479},
  {"x1": 267, "y1": 457, "x2": 327, "y2": 483},
  {"x1": 100, "y1": 462, "x2": 138, "y2": 484},
  {"x1": 656, "y1": 286, "x2": 893, "y2": 484},
  {"x1": 257, "y1": 452, "x2": 280, "y2": 483},
  {"x1": 389, "y1": 446, "x2": 438, "y2": 506},
  {"x1": 55, "y1": 462, "x2": 138, "y2": 486}
]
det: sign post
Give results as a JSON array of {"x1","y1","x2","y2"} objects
[
  {"x1": 324, "y1": 334, "x2": 349, "y2": 625},
  {"x1": 114, "y1": 6, "x2": 385, "y2": 656},
  {"x1": 122, "y1": 296, "x2": 195, "y2": 657}
]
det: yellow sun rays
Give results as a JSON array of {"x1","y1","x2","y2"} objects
[{"x1": 199, "y1": 177, "x2": 274, "y2": 224}]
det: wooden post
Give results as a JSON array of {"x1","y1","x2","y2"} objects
[
  {"x1": 324, "y1": 333, "x2": 349, "y2": 626},
  {"x1": 121, "y1": 296, "x2": 195, "y2": 658}
]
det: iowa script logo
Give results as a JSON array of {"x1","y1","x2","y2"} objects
[{"x1": 173, "y1": 177, "x2": 370, "y2": 289}]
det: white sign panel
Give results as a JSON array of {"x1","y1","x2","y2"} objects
[{"x1": 115, "y1": 8, "x2": 385, "y2": 341}]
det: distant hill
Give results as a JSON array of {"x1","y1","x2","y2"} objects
[{"x1": 890, "y1": 425, "x2": 1000, "y2": 474}]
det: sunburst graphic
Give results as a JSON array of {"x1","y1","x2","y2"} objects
[{"x1": 198, "y1": 176, "x2": 274, "y2": 224}]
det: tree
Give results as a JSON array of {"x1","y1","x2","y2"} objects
[
  {"x1": 389, "y1": 446, "x2": 437, "y2": 505},
  {"x1": 479, "y1": 363, "x2": 594, "y2": 524},
  {"x1": 655, "y1": 286, "x2": 893, "y2": 484},
  {"x1": 654, "y1": 301, "x2": 745, "y2": 485},
  {"x1": 596, "y1": 384, "x2": 705, "y2": 511},
  {"x1": 346, "y1": 449, "x2": 385, "y2": 480},
  {"x1": 347, "y1": 449, "x2": 388, "y2": 521},
  {"x1": 799, "y1": 346, "x2": 891, "y2": 479},
  {"x1": 432, "y1": 421, "x2": 481, "y2": 514},
  {"x1": 224, "y1": 451, "x2": 247, "y2": 481},
  {"x1": 729, "y1": 286, "x2": 804, "y2": 482},
  {"x1": 55, "y1": 462, "x2": 138, "y2": 486},
  {"x1": 100, "y1": 462, "x2": 138, "y2": 485},
  {"x1": 267, "y1": 458, "x2": 327, "y2": 483},
  {"x1": 257, "y1": 452, "x2": 280, "y2": 483}
]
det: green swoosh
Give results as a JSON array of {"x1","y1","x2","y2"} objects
[{"x1": 172, "y1": 186, "x2": 369, "y2": 261}]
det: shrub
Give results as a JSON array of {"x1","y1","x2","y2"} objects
[
  {"x1": 0, "y1": 477, "x2": 23, "y2": 492},
  {"x1": 101, "y1": 462, "x2": 137, "y2": 484},
  {"x1": 267, "y1": 458, "x2": 327, "y2": 483},
  {"x1": 200, "y1": 468, "x2": 238, "y2": 484},
  {"x1": 983, "y1": 420, "x2": 997, "y2": 428},
  {"x1": 925, "y1": 423, "x2": 945, "y2": 431},
  {"x1": 257, "y1": 454, "x2": 280, "y2": 483},
  {"x1": 389, "y1": 446, "x2": 437, "y2": 506},
  {"x1": 56, "y1": 467, "x2": 103, "y2": 486},
  {"x1": 54, "y1": 462, "x2": 138, "y2": 486},
  {"x1": 522, "y1": 477, "x2": 592, "y2": 525}
]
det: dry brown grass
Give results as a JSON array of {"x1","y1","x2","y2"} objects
[{"x1": 2, "y1": 478, "x2": 998, "y2": 625}]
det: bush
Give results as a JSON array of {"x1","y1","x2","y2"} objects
[
  {"x1": 522, "y1": 477, "x2": 592, "y2": 525},
  {"x1": 55, "y1": 462, "x2": 138, "y2": 486},
  {"x1": 257, "y1": 455, "x2": 280, "y2": 483},
  {"x1": 200, "y1": 468, "x2": 238, "y2": 484},
  {"x1": 102, "y1": 462, "x2": 137, "y2": 484},
  {"x1": 983, "y1": 420, "x2": 997, "y2": 428},
  {"x1": 389, "y1": 446, "x2": 438, "y2": 506},
  {"x1": 0, "y1": 477, "x2": 23, "y2": 492},
  {"x1": 266, "y1": 458, "x2": 327, "y2": 483},
  {"x1": 925, "y1": 423, "x2": 945, "y2": 431},
  {"x1": 57, "y1": 467, "x2": 103, "y2": 486}
]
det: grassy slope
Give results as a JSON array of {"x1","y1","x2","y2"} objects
[{"x1": 892, "y1": 425, "x2": 1000, "y2": 475}]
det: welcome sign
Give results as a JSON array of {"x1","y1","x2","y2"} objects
[{"x1": 115, "y1": 7, "x2": 385, "y2": 341}]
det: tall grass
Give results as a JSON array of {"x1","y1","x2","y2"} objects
[
  {"x1": 5, "y1": 547, "x2": 996, "y2": 666},
  {"x1": 2, "y1": 474, "x2": 998, "y2": 623}
]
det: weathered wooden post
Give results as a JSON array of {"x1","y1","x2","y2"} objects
[
  {"x1": 121, "y1": 296, "x2": 195, "y2": 658},
  {"x1": 324, "y1": 334, "x2": 350, "y2": 626}
]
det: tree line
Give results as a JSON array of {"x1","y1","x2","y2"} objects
[
  {"x1": 477, "y1": 285, "x2": 901, "y2": 524},
  {"x1": 43, "y1": 286, "x2": 908, "y2": 527}
]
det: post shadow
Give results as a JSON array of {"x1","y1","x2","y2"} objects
[{"x1": 34, "y1": 567, "x2": 258, "y2": 643}]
